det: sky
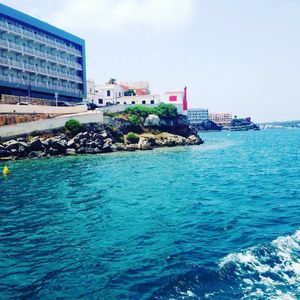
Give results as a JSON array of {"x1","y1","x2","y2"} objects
[{"x1": 1, "y1": 0, "x2": 300, "y2": 122}]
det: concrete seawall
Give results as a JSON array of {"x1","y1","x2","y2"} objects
[
  {"x1": 0, "y1": 104, "x2": 87, "y2": 115},
  {"x1": 0, "y1": 111, "x2": 103, "y2": 139}
]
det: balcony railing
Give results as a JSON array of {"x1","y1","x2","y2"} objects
[
  {"x1": 0, "y1": 73, "x2": 83, "y2": 96},
  {"x1": 0, "y1": 19, "x2": 82, "y2": 57},
  {"x1": 0, "y1": 38, "x2": 82, "y2": 70},
  {"x1": 0, "y1": 57, "x2": 83, "y2": 83}
]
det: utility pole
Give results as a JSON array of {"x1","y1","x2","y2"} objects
[{"x1": 55, "y1": 92, "x2": 59, "y2": 106}]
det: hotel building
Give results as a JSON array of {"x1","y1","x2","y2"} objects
[
  {"x1": 209, "y1": 113, "x2": 232, "y2": 125},
  {"x1": 0, "y1": 3, "x2": 86, "y2": 102},
  {"x1": 187, "y1": 108, "x2": 209, "y2": 124}
]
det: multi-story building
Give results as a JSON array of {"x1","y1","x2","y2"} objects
[
  {"x1": 0, "y1": 3, "x2": 86, "y2": 103},
  {"x1": 187, "y1": 108, "x2": 209, "y2": 124},
  {"x1": 209, "y1": 113, "x2": 232, "y2": 125}
]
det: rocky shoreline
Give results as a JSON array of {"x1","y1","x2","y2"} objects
[{"x1": 0, "y1": 123, "x2": 203, "y2": 161}]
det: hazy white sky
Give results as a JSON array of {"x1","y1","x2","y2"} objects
[{"x1": 2, "y1": 0, "x2": 300, "y2": 122}]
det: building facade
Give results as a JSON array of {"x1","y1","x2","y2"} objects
[
  {"x1": 162, "y1": 87, "x2": 188, "y2": 115},
  {"x1": 94, "y1": 83, "x2": 124, "y2": 106},
  {"x1": 85, "y1": 80, "x2": 160, "y2": 107},
  {"x1": 209, "y1": 113, "x2": 232, "y2": 125},
  {"x1": 117, "y1": 94, "x2": 160, "y2": 105},
  {"x1": 118, "y1": 80, "x2": 150, "y2": 96},
  {"x1": 0, "y1": 3, "x2": 86, "y2": 103},
  {"x1": 187, "y1": 108, "x2": 209, "y2": 124}
]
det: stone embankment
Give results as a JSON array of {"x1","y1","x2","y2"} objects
[{"x1": 0, "y1": 124, "x2": 203, "y2": 161}]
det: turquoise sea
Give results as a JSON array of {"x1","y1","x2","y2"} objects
[{"x1": 1, "y1": 129, "x2": 300, "y2": 299}]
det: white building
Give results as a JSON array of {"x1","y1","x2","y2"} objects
[
  {"x1": 95, "y1": 83, "x2": 124, "y2": 106},
  {"x1": 118, "y1": 94, "x2": 160, "y2": 105},
  {"x1": 162, "y1": 88, "x2": 188, "y2": 115},
  {"x1": 85, "y1": 80, "x2": 124, "y2": 106},
  {"x1": 86, "y1": 79, "x2": 98, "y2": 104},
  {"x1": 187, "y1": 108, "x2": 209, "y2": 124}
]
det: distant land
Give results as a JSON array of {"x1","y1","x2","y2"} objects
[{"x1": 259, "y1": 120, "x2": 300, "y2": 129}]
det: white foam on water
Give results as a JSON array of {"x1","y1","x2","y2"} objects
[{"x1": 219, "y1": 230, "x2": 300, "y2": 299}]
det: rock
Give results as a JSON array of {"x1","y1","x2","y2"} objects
[
  {"x1": 124, "y1": 144, "x2": 138, "y2": 151},
  {"x1": 79, "y1": 138, "x2": 87, "y2": 147},
  {"x1": 144, "y1": 114, "x2": 160, "y2": 127},
  {"x1": 28, "y1": 151, "x2": 42, "y2": 158},
  {"x1": 3, "y1": 140, "x2": 19, "y2": 150},
  {"x1": 0, "y1": 156, "x2": 14, "y2": 161},
  {"x1": 85, "y1": 147, "x2": 95, "y2": 154},
  {"x1": 0, "y1": 148, "x2": 11, "y2": 157},
  {"x1": 66, "y1": 139, "x2": 77, "y2": 149},
  {"x1": 187, "y1": 135, "x2": 203, "y2": 145},
  {"x1": 93, "y1": 147, "x2": 102, "y2": 154},
  {"x1": 86, "y1": 141, "x2": 96, "y2": 148},
  {"x1": 17, "y1": 137, "x2": 26, "y2": 143},
  {"x1": 41, "y1": 140, "x2": 50, "y2": 148},
  {"x1": 111, "y1": 143, "x2": 126, "y2": 152},
  {"x1": 18, "y1": 145, "x2": 29, "y2": 157},
  {"x1": 100, "y1": 130, "x2": 109, "y2": 139},
  {"x1": 102, "y1": 142, "x2": 112, "y2": 153},
  {"x1": 82, "y1": 132, "x2": 90, "y2": 139},
  {"x1": 77, "y1": 147, "x2": 86, "y2": 154},
  {"x1": 65, "y1": 148, "x2": 77, "y2": 156},
  {"x1": 92, "y1": 133, "x2": 102, "y2": 140},
  {"x1": 48, "y1": 148, "x2": 59, "y2": 156},
  {"x1": 74, "y1": 132, "x2": 83, "y2": 142},
  {"x1": 94, "y1": 139, "x2": 103, "y2": 148},
  {"x1": 104, "y1": 138, "x2": 113, "y2": 144},
  {"x1": 51, "y1": 140, "x2": 66, "y2": 153},
  {"x1": 29, "y1": 139, "x2": 44, "y2": 151},
  {"x1": 138, "y1": 137, "x2": 153, "y2": 150},
  {"x1": 155, "y1": 133, "x2": 188, "y2": 147}
]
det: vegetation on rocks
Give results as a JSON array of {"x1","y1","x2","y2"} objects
[
  {"x1": 125, "y1": 103, "x2": 177, "y2": 119},
  {"x1": 126, "y1": 132, "x2": 140, "y2": 144},
  {"x1": 64, "y1": 119, "x2": 82, "y2": 136}
]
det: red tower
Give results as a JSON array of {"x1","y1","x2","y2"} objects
[{"x1": 183, "y1": 86, "x2": 188, "y2": 111}]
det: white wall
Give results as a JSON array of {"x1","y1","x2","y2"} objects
[
  {"x1": 118, "y1": 95, "x2": 160, "y2": 105},
  {"x1": 0, "y1": 111, "x2": 103, "y2": 139},
  {"x1": 0, "y1": 104, "x2": 87, "y2": 115}
]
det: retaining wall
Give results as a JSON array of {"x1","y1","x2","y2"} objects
[
  {"x1": 0, "y1": 112, "x2": 103, "y2": 139},
  {"x1": 0, "y1": 104, "x2": 87, "y2": 115}
]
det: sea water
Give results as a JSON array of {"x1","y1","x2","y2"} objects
[{"x1": 0, "y1": 129, "x2": 300, "y2": 299}]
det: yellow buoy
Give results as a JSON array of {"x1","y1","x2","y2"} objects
[{"x1": 3, "y1": 166, "x2": 10, "y2": 175}]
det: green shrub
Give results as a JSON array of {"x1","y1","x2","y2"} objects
[
  {"x1": 126, "y1": 132, "x2": 140, "y2": 144},
  {"x1": 64, "y1": 119, "x2": 82, "y2": 136},
  {"x1": 156, "y1": 103, "x2": 177, "y2": 118},
  {"x1": 128, "y1": 115, "x2": 142, "y2": 127},
  {"x1": 125, "y1": 103, "x2": 177, "y2": 119}
]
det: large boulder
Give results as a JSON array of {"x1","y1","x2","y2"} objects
[
  {"x1": 138, "y1": 137, "x2": 153, "y2": 150},
  {"x1": 65, "y1": 148, "x2": 76, "y2": 156},
  {"x1": 29, "y1": 138, "x2": 44, "y2": 151},
  {"x1": 144, "y1": 114, "x2": 160, "y2": 127},
  {"x1": 187, "y1": 135, "x2": 203, "y2": 145},
  {"x1": 66, "y1": 139, "x2": 77, "y2": 149},
  {"x1": 0, "y1": 148, "x2": 11, "y2": 157},
  {"x1": 3, "y1": 140, "x2": 20, "y2": 151},
  {"x1": 51, "y1": 140, "x2": 66, "y2": 154},
  {"x1": 102, "y1": 140, "x2": 112, "y2": 153}
]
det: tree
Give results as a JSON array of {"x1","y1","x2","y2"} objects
[{"x1": 124, "y1": 89, "x2": 136, "y2": 96}]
